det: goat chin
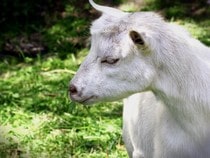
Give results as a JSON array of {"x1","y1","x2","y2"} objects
[{"x1": 69, "y1": 1, "x2": 210, "y2": 158}]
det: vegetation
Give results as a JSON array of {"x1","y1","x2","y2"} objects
[
  {"x1": 0, "y1": 0, "x2": 209, "y2": 157},
  {"x1": 0, "y1": 49, "x2": 127, "y2": 158}
]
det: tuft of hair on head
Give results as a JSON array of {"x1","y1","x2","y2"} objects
[{"x1": 89, "y1": 0, "x2": 127, "y2": 18}]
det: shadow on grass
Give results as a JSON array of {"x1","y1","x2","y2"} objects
[{"x1": 0, "y1": 142, "x2": 21, "y2": 158}]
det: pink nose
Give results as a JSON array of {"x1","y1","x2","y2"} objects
[{"x1": 69, "y1": 84, "x2": 78, "y2": 95}]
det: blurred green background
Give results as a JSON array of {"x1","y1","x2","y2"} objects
[
  {"x1": 0, "y1": 0, "x2": 209, "y2": 158},
  {"x1": 0, "y1": 0, "x2": 209, "y2": 59}
]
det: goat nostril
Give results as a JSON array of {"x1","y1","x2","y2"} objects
[{"x1": 69, "y1": 84, "x2": 78, "y2": 95}]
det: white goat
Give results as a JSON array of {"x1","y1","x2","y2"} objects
[{"x1": 69, "y1": 0, "x2": 210, "y2": 158}]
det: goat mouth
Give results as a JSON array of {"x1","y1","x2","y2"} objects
[
  {"x1": 79, "y1": 96, "x2": 96, "y2": 104},
  {"x1": 71, "y1": 95, "x2": 97, "y2": 105}
]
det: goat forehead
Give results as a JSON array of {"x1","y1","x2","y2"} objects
[
  {"x1": 90, "y1": 12, "x2": 164, "y2": 58},
  {"x1": 92, "y1": 36, "x2": 122, "y2": 57},
  {"x1": 92, "y1": 23, "x2": 129, "y2": 39},
  {"x1": 91, "y1": 21, "x2": 129, "y2": 51},
  {"x1": 91, "y1": 12, "x2": 163, "y2": 34}
]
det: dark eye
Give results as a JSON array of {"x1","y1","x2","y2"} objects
[{"x1": 101, "y1": 58, "x2": 119, "y2": 65}]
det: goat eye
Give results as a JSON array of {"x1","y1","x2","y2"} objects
[{"x1": 101, "y1": 58, "x2": 119, "y2": 65}]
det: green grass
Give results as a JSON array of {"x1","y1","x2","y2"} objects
[
  {"x1": 176, "y1": 19, "x2": 210, "y2": 46},
  {"x1": 0, "y1": 50, "x2": 127, "y2": 158}
]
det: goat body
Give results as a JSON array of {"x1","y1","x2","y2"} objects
[{"x1": 70, "y1": 0, "x2": 210, "y2": 157}]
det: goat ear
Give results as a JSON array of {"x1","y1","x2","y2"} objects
[{"x1": 129, "y1": 31, "x2": 145, "y2": 45}]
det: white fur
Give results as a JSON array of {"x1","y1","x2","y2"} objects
[{"x1": 70, "y1": 1, "x2": 210, "y2": 158}]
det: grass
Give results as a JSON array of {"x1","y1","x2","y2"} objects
[
  {"x1": 0, "y1": 1, "x2": 210, "y2": 158},
  {"x1": 0, "y1": 50, "x2": 127, "y2": 158}
]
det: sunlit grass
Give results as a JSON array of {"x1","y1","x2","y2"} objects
[
  {"x1": 176, "y1": 19, "x2": 210, "y2": 45},
  {"x1": 0, "y1": 48, "x2": 127, "y2": 158}
]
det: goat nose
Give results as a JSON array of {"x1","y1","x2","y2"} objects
[{"x1": 69, "y1": 84, "x2": 78, "y2": 95}]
